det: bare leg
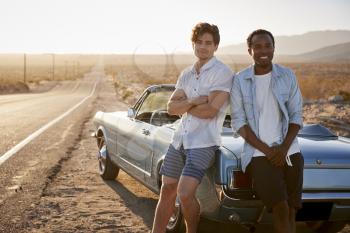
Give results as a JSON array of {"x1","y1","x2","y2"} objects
[
  {"x1": 152, "y1": 176, "x2": 178, "y2": 233},
  {"x1": 272, "y1": 200, "x2": 291, "y2": 233},
  {"x1": 177, "y1": 176, "x2": 200, "y2": 233}
]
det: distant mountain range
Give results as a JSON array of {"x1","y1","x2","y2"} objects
[
  {"x1": 218, "y1": 30, "x2": 350, "y2": 55},
  {"x1": 216, "y1": 30, "x2": 350, "y2": 62},
  {"x1": 297, "y1": 41, "x2": 350, "y2": 62}
]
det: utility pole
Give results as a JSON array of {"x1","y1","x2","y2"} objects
[
  {"x1": 23, "y1": 53, "x2": 27, "y2": 83},
  {"x1": 77, "y1": 61, "x2": 80, "y2": 78},
  {"x1": 65, "y1": 61, "x2": 68, "y2": 80},
  {"x1": 52, "y1": 54, "x2": 55, "y2": 81},
  {"x1": 74, "y1": 61, "x2": 77, "y2": 78}
]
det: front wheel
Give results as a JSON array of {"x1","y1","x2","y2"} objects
[
  {"x1": 97, "y1": 135, "x2": 119, "y2": 180},
  {"x1": 166, "y1": 197, "x2": 186, "y2": 233},
  {"x1": 306, "y1": 221, "x2": 347, "y2": 233}
]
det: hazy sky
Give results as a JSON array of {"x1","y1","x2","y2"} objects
[{"x1": 0, "y1": 0, "x2": 349, "y2": 54}]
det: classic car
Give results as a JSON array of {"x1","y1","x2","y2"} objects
[{"x1": 93, "y1": 84, "x2": 350, "y2": 233}]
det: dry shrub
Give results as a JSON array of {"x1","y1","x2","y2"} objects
[
  {"x1": 339, "y1": 90, "x2": 350, "y2": 101},
  {"x1": 0, "y1": 79, "x2": 29, "y2": 94},
  {"x1": 286, "y1": 63, "x2": 350, "y2": 100},
  {"x1": 122, "y1": 88, "x2": 134, "y2": 100}
]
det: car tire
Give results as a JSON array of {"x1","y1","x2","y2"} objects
[
  {"x1": 97, "y1": 134, "x2": 119, "y2": 180},
  {"x1": 166, "y1": 197, "x2": 186, "y2": 233},
  {"x1": 306, "y1": 221, "x2": 347, "y2": 233}
]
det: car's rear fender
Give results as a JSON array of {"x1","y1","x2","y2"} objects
[{"x1": 215, "y1": 147, "x2": 239, "y2": 185}]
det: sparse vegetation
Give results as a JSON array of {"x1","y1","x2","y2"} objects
[
  {"x1": 284, "y1": 63, "x2": 350, "y2": 100},
  {"x1": 0, "y1": 54, "x2": 97, "y2": 94},
  {"x1": 0, "y1": 79, "x2": 29, "y2": 94},
  {"x1": 104, "y1": 61, "x2": 350, "y2": 101},
  {"x1": 2, "y1": 54, "x2": 348, "y2": 100}
]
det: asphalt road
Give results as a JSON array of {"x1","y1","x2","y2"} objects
[
  {"x1": 0, "y1": 66, "x2": 105, "y2": 232},
  {"x1": 0, "y1": 68, "x2": 102, "y2": 157}
]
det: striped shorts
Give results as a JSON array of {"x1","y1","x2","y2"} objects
[{"x1": 160, "y1": 144, "x2": 219, "y2": 182}]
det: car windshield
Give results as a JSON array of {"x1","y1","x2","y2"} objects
[
  {"x1": 137, "y1": 90, "x2": 172, "y2": 116},
  {"x1": 136, "y1": 88, "x2": 233, "y2": 129}
]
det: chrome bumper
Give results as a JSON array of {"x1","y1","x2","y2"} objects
[{"x1": 302, "y1": 192, "x2": 350, "y2": 201}]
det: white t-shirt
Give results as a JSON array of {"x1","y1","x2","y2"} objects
[{"x1": 253, "y1": 72, "x2": 300, "y2": 165}]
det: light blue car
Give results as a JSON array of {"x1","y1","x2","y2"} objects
[{"x1": 93, "y1": 84, "x2": 350, "y2": 233}]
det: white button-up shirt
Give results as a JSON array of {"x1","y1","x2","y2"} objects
[{"x1": 171, "y1": 57, "x2": 233, "y2": 149}]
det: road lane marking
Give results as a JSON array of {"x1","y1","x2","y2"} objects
[{"x1": 0, "y1": 79, "x2": 99, "y2": 166}]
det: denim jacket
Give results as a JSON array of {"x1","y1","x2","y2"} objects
[{"x1": 230, "y1": 64, "x2": 303, "y2": 172}]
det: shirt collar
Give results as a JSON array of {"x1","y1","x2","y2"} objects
[
  {"x1": 244, "y1": 63, "x2": 281, "y2": 80},
  {"x1": 191, "y1": 56, "x2": 217, "y2": 74}
]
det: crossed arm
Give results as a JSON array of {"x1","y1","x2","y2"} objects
[{"x1": 167, "y1": 89, "x2": 229, "y2": 119}]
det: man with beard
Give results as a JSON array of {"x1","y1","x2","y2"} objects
[
  {"x1": 230, "y1": 29, "x2": 303, "y2": 233},
  {"x1": 152, "y1": 22, "x2": 233, "y2": 233}
]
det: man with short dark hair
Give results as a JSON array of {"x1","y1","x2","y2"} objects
[
  {"x1": 151, "y1": 22, "x2": 233, "y2": 233},
  {"x1": 230, "y1": 29, "x2": 303, "y2": 233}
]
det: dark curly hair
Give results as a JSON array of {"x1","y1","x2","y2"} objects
[
  {"x1": 247, "y1": 29, "x2": 275, "y2": 49},
  {"x1": 191, "y1": 22, "x2": 220, "y2": 45}
]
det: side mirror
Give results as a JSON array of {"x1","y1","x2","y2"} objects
[{"x1": 127, "y1": 108, "x2": 135, "y2": 118}]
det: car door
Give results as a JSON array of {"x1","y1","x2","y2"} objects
[
  {"x1": 140, "y1": 90, "x2": 173, "y2": 177},
  {"x1": 116, "y1": 88, "x2": 169, "y2": 180},
  {"x1": 115, "y1": 90, "x2": 150, "y2": 181},
  {"x1": 120, "y1": 116, "x2": 155, "y2": 179}
]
